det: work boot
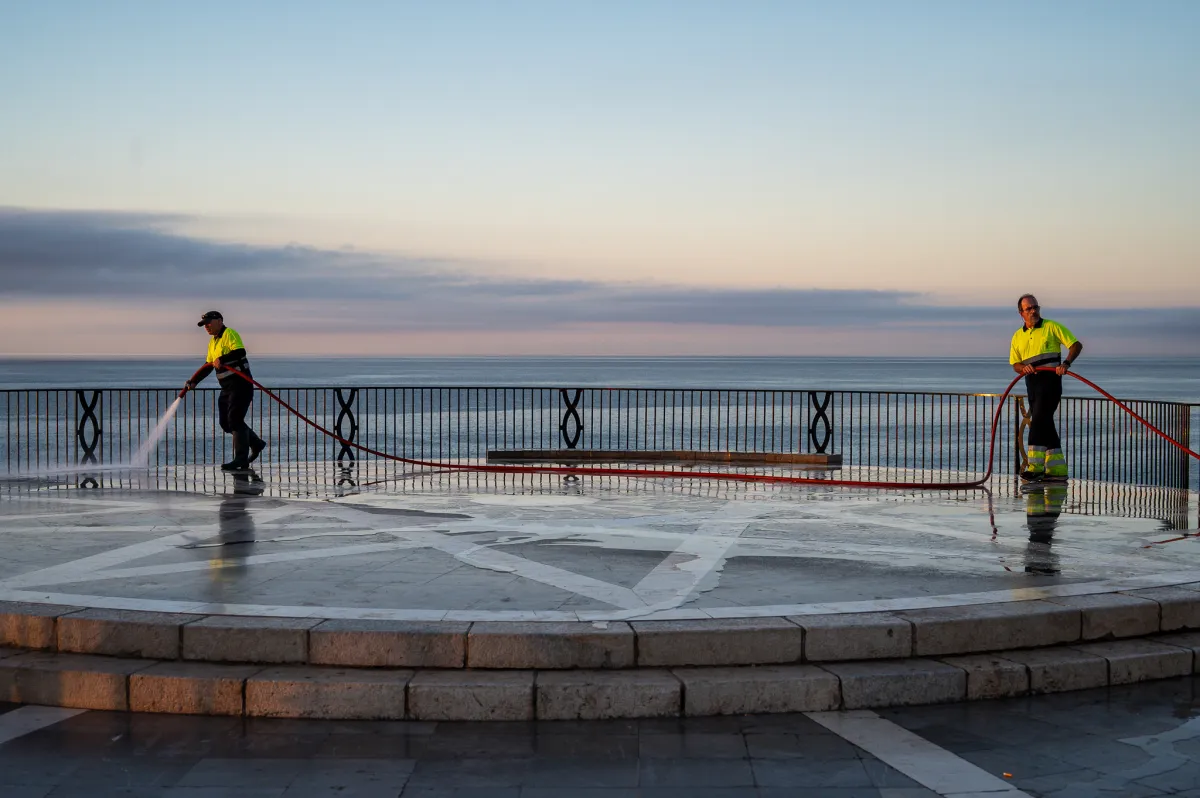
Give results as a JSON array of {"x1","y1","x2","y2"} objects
[
  {"x1": 247, "y1": 431, "x2": 266, "y2": 465},
  {"x1": 1019, "y1": 469, "x2": 1044, "y2": 483},
  {"x1": 221, "y1": 432, "x2": 250, "y2": 471}
]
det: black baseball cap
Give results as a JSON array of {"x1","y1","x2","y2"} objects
[{"x1": 197, "y1": 310, "x2": 223, "y2": 327}]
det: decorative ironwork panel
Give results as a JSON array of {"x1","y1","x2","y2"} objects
[
  {"x1": 808, "y1": 391, "x2": 832, "y2": 453},
  {"x1": 559, "y1": 388, "x2": 583, "y2": 449},
  {"x1": 334, "y1": 388, "x2": 358, "y2": 466},
  {"x1": 75, "y1": 389, "x2": 101, "y2": 488},
  {"x1": 1015, "y1": 396, "x2": 1030, "y2": 473},
  {"x1": 75, "y1": 390, "x2": 101, "y2": 464}
]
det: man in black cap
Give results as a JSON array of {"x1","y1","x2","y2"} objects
[{"x1": 178, "y1": 311, "x2": 266, "y2": 471}]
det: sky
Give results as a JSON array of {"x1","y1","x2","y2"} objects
[{"x1": 1, "y1": 0, "x2": 1197, "y2": 357}]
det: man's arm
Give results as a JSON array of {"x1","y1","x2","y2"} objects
[
  {"x1": 178, "y1": 363, "x2": 215, "y2": 398},
  {"x1": 1010, "y1": 333, "x2": 1030, "y2": 375},
  {"x1": 212, "y1": 348, "x2": 247, "y2": 372},
  {"x1": 1055, "y1": 341, "x2": 1083, "y2": 376}
]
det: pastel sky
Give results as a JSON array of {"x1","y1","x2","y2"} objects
[{"x1": 1, "y1": 0, "x2": 1197, "y2": 356}]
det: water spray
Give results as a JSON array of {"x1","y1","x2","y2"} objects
[
  {"x1": 8, "y1": 397, "x2": 187, "y2": 479},
  {"x1": 130, "y1": 397, "x2": 184, "y2": 468}
]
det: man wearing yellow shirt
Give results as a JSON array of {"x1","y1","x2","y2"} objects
[
  {"x1": 178, "y1": 311, "x2": 267, "y2": 472},
  {"x1": 1009, "y1": 295, "x2": 1083, "y2": 483}
]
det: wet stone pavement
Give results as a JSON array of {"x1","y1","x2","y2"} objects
[
  {"x1": 2, "y1": 677, "x2": 1199, "y2": 797},
  {"x1": 2, "y1": 474, "x2": 1197, "y2": 622}
]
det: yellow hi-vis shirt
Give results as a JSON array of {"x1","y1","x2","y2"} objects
[
  {"x1": 205, "y1": 327, "x2": 250, "y2": 382},
  {"x1": 1009, "y1": 318, "x2": 1078, "y2": 367}
]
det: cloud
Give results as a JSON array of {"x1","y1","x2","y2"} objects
[
  {"x1": 0, "y1": 206, "x2": 458, "y2": 302},
  {"x1": 1, "y1": 207, "x2": 1197, "y2": 343}
]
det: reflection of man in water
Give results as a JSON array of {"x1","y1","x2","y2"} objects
[
  {"x1": 207, "y1": 474, "x2": 264, "y2": 600},
  {"x1": 1024, "y1": 484, "x2": 1068, "y2": 574},
  {"x1": 220, "y1": 473, "x2": 263, "y2": 544},
  {"x1": 230, "y1": 470, "x2": 265, "y2": 497}
]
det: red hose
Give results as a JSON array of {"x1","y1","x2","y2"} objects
[
  {"x1": 1057, "y1": 370, "x2": 1200, "y2": 460},
  {"x1": 207, "y1": 365, "x2": 1197, "y2": 490}
]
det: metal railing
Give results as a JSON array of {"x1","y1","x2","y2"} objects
[{"x1": 2, "y1": 386, "x2": 1193, "y2": 488}]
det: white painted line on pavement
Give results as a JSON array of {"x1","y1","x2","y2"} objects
[
  {"x1": 806, "y1": 709, "x2": 1031, "y2": 797},
  {"x1": 633, "y1": 500, "x2": 764, "y2": 605},
  {"x1": 0, "y1": 705, "x2": 87, "y2": 745}
]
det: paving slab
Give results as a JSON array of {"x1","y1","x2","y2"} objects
[
  {"x1": 1043, "y1": 593, "x2": 1160, "y2": 639},
  {"x1": 309, "y1": 620, "x2": 469, "y2": 667},
  {"x1": 246, "y1": 665, "x2": 411, "y2": 719},
  {"x1": 129, "y1": 661, "x2": 262, "y2": 715},
  {"x1": 183, "y1": 615, "x2": 320, "y2": 663},
  {"x1": 998, "y1": 647, "x2": 1109, "y2": 694},
  {"x1": 936, "y1": 653, "x2": 1029, "y2": 700},
  {"x1": 1122, "y1": 586, "x2": 1200, "y2": 631},
  {"x1": 0, "y1": 650, "x2": 153, "y2": 710},
  {"x1": 790, "y1": 612, "x2": 912, "y2": 661},
  {"x1": 57, "y1": 608, "x2": 196, "y2": 659},
  {"x1": 673, "y1": 665, "x2": 839, "y2": 715},
  {"x1": 536, "y1": 669, "x2": 681, "y2": 719},
  {"x1": 408, "y1": 669, "x2": 535, "y2": 721},
  {"x1": 467, "y1": 621, "x2": 634, "y2": 669},
  {"x1": 899, "y1": 601, "x2": 1080, "y2": 656},
  {"x1": 1155, "y1": 631, "x2": 1200, "y2": 672},
  {"x1": 1071, "y1": 639, "x2": 1193, "y2": 684},
  {"x1": 0, "y1": 601, "x2": 83, "y2": 649},
  {"x1": 819, "y1": 659, "x2": 966, "y2": 709},
  {"x1": 632, "y1": 618, "x2": 804, "y2": 666}
]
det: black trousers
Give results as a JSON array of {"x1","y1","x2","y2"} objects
[
  {"x1": 218, "y1": 381, "x2": 254, "y2": 434},
  {"x1": 218, "y1": 381, "x2": 263, "y2": 465},
  {"x1": 1024, "y1": 372, "x2": 1062, "y2": 450}
]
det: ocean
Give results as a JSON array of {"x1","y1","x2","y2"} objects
[{"x1": 3, "y1": 355, "x2": 1200, "y2": 403}]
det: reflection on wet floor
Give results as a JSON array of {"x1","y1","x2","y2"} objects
[
  {"x1": 2, "y1": 461, "x2": 1194, "y2": 528},
  {"x1": 1024, "y1": 483, "x2": 1068, "y2": 575},
  {"x1": 0, "y1": 465, "x2": 1197, "y2": 620}
]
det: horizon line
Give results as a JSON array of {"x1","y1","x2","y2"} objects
[{"x1": 4, "y1": 353, "x2": 1199, "y2": 362}]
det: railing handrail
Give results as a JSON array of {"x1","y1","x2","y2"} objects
[{"x1": 1, "y1": 385, "x2": 1195, "y2": 407}]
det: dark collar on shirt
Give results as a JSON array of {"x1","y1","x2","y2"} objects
[{"x1": 1025, "y1": 318, "x2": 1044, "y2": 332}]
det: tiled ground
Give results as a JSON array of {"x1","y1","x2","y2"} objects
[
  {"x1": 3, "y1": 676, "x2": 1200, "y2": 797},
  {"x1": 879, "y1": 676, "x2": 1200, "y2": 797},
  {"x1": 1, "y1": 474, "x2": 1196, "y2": 621}
]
